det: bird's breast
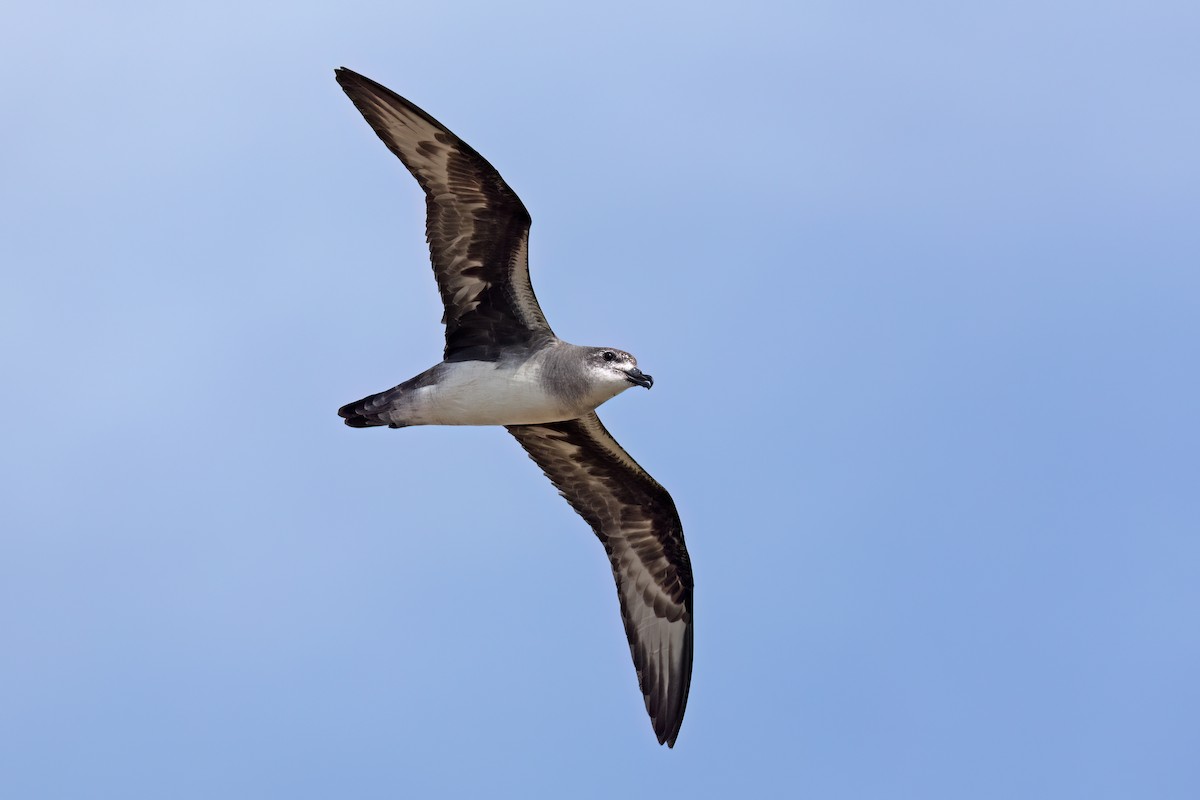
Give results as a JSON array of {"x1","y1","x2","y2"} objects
[{"x1": 407, "y1": 360, "x2": 582, "y2": 426}]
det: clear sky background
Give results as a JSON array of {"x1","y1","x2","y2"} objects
[{"x1": 3, "y1": 1, "x2": 1198, "y2": 797}]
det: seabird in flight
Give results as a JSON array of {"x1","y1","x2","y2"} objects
[{"x1": 332, "y1": 68, "x2": 694, "y2": 746}]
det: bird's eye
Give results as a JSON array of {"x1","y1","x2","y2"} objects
[{"x1": 602, "y1": 351, "x2": 616, "y2": 362}]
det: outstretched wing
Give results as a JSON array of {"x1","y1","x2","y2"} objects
[
  {"x1": 335, "y1": 68, "x2": 554, "y2": 361},
  {"x1": 506, "y1": 413, "x2": 694, "y2": 747}
]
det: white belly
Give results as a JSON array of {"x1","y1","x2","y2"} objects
[{"x1": 406, "y1": 360, "x2": 580, "y2": 426}]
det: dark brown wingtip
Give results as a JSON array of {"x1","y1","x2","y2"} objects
[
  {"x1": 632, "y1": 607, "x2": 692, "y2": 748},
  {"x1": 654, "y1": 620, "x2": 693, "y2": 748},
  {"x1": 334, "y1": 67, "x2": 397, "y2": 105},
  {"x1": 334, "y1": 67, "x2": 376, "y2": 97}
]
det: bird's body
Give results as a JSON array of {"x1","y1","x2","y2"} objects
[
  {"x1": 339, "y1": 343, "x2": 645, "y2": 428},
  {"x1": 332, "y1": 68, "x2": 693, "y2": 747}
]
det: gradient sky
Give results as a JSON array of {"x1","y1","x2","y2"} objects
[{"x1": 3, "y1": 1, "x2": 1199, "y2": 797}]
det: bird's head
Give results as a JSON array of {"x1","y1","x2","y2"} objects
[{"x1": 588, "y1": 348, "x2": 653, "y2": 392}]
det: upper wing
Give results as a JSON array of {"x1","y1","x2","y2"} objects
[
  {"x1": 506, "y1": 413, "x2": 694, "y2": 747},
  {"x1": 335, "y1": 68, "x2": 554, "y2": 361}
]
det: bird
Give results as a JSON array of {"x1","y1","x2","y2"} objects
[{"x1": 332, "y1": 68, "x2": 694, "y2": 747}]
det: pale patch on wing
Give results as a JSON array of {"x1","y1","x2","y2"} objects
[
  {"x1": 506, "y1": 413, "x2": 694, "y2": 747},
  {"x1": 335, "y1": 69, "x2": 553, "y2": 360},
  {"x1": 505, "y1": 234, "x2": 543, "y2": 333}
]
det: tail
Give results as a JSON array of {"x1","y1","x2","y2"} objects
[{"x1": 338, "y1": 386, "x2": 409, "y2": 428}]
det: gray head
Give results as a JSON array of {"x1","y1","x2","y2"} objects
[
  {"x1": 543, "y1": 344, "x2": 655, "y2": 412},
  {"x1": 586, "y1": 348, "x2": 653, "y2": 391}
]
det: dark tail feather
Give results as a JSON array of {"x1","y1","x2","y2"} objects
[{"x1": 338, "y1": 386, "x2": 408, "y2": 428}]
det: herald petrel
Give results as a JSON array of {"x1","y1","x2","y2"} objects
[{"x1": 333, "y1": 68, "x2": 694, "y2": 746}]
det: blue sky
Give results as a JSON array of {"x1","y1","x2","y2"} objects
[{"x1": 3, "y1": 1, "x2": 1199, "y2": 797}]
